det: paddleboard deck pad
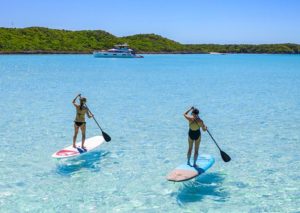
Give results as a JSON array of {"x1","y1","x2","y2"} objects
[
  {"x1": 52, "y1": 136, "x2": 105, "y2": 159},
  {"x1": 166, "y1": 154, "x2": 215, "y2": 182}
]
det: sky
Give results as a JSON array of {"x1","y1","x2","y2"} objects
[{"x1": 0, "y1": 0, "x2": 299, "y2": 44}]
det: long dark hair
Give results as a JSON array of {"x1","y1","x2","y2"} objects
[
  {"x1": 192, "y1": 108, "x2": 199, "y2": 115},
  {"x1": 192, "y1": 108, "x2": 201, "y2": 122}
]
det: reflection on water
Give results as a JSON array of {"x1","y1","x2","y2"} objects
[
  {"x1": 176, "y1": 172, "x2": 229, "y2": 205},
  {"x1": 55, "y1": 150, "x2": 110, "y2": 176}
]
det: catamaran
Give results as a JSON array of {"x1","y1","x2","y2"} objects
[{"x1": 93, "y1": 44, "x2": 143, "y2": 58}]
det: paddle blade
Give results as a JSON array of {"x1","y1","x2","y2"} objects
[
  {"x1": 220, "y1": 150, "x2": 231, "y2": 162},
  {"x1": 102, "y1": 131, "x2": 111, "y2": 142}
]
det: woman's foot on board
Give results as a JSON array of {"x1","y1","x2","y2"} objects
[
  {"x1": 73, "y1": 144, "x2": 76, "y2": 148},
  {"x1": 193, "y1": 164, "x2": 199, "y2": 168},
  {"x1": 187, "y1": 161, "x2": 192, "y2": 167}
]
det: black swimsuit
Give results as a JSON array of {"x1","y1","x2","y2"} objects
[
  {"x1": 189, "y1": 129, "x2": 201, "y2": 140},
  {"x1": 74, "y1": 121, "x2": 86, "y2": 127},
  {"x1": 189, "y1": 118, "x2": 201, "y2": 140}
]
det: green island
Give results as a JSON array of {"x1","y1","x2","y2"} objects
[{"x1": 0, "y1": 27, "x2": 299, "y2": 54}]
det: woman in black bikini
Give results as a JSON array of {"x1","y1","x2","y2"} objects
[
  {"x1": 184, "y1": 107, "x2": 207, "y2": 167},
  {"x1": 72, "y1": 94, "x2": 93, "y2": 149}
]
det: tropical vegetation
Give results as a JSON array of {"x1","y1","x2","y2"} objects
[{"x1": 0, "y1": 27, "x2": 299, "y2": 54}]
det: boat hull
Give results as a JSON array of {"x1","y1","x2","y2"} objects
[{"x1": 93, "y1": 52, "x2": 143, "y2": 58}]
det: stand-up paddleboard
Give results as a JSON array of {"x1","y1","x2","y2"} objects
[
  {"x1": 52, "y1": 136, "x2": 105, "y2": 159},
  {"x1": 166, "y1": 154, "x2": 215, "y2": 182}
]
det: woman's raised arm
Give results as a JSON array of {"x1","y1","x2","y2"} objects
[
  {"x1": 184, "y1": 107, "x2": 194, "y2": 121},
  {"x1": 72, "y1": 94, "x2": 81, "y2": 107}
]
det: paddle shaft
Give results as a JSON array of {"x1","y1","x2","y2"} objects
[
  {"x1": 206, "y1": 129, "x2": 221, "y2": 151},
  {"x1": 194, "y1": 118, "x2": 231, "y2": 161},
  {"x1": 77, "y1": 95, "x2": 103, "y2": 132},
  {"x1": 85, "y1": 105, "x2": 104, "y2": 133},
  {"x1": 190, "y1": 113, "x2": 222, "y2": 151}
]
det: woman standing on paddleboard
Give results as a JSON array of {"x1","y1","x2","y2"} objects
[
  {"x1": 184, "y1": 107, "x2": 207, "y2": 167},
  {"x1": 72, "y1": 94, "x2": 93, "y2": 149}
]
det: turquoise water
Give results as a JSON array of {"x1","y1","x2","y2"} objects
[{"x1": 0, "y1": 54, "x2": 299, "y2": 212}]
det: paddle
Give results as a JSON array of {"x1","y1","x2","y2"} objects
[
  {"x1": 190, "y1": 109, "x2": 231, "y2": 162},
  {"x1": 85, "y1": 104, "x2": 111, "y2": 142},
  {"x1": 206, "y1": 129, "x2": 231, "y2": 162},
  {"x1": 78, "y1": 95, "x2": 111, "y2": 142}
]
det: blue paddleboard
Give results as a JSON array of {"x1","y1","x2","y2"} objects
[{"x1": 166, "y1": 154, "x2": 215, "y2": 182}]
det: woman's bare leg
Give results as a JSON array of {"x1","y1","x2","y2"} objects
[
  {"x1": 187, "y1": 137, "x2": 194, "y2": 166},
  {"x1": 80, "y1": 124, "x2": 86, "y2": 149},
  {"x1": 193, "y1": 137, "x2": 201, "y2": 167},
  {"x1": 73, "y1": 124, "x2": 79, "y2": 148}
]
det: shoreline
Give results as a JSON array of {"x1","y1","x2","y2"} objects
[{"x1": 0, "y1": 51, "x2": 299, "y2": 55}]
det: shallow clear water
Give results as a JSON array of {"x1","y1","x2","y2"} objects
[{"x1": 0, "y1": 54, "x2": 299, "y2": 212}]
